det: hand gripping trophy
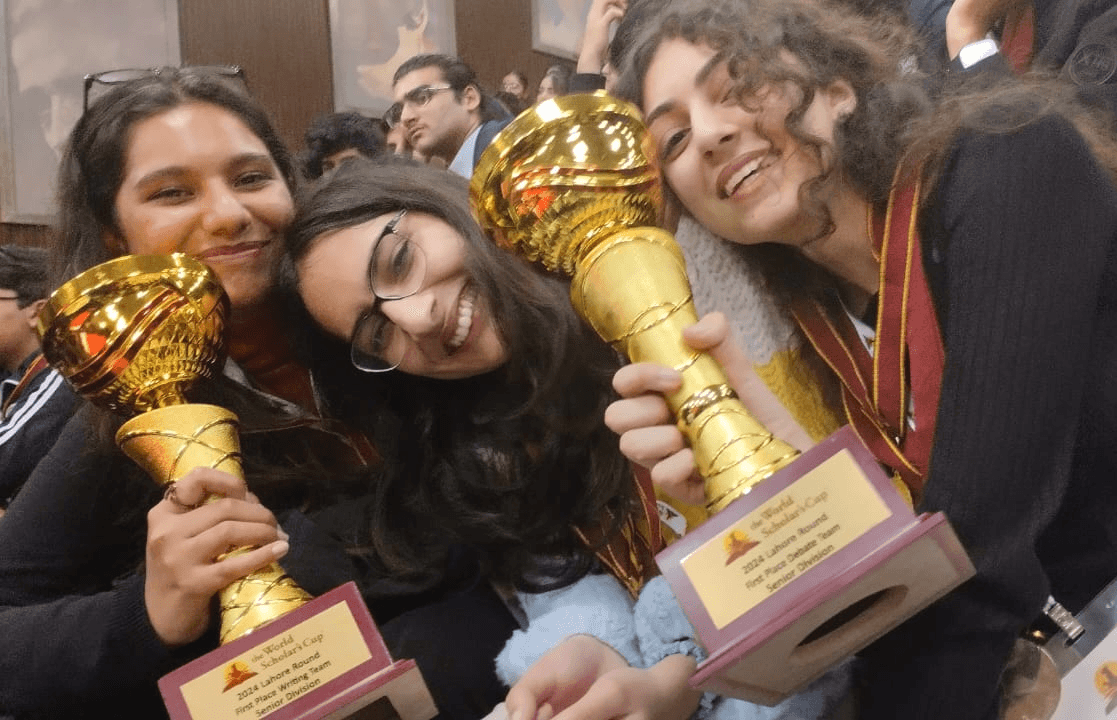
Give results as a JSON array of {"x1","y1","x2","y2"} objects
[
  {"x1": 38, "y1": 255, "x2": 434, "y2": 719},
  {"x1": 470, "y1": 92, "x2": 975, "y2": 704}
]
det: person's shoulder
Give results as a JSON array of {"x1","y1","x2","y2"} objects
[
  {"x1": 947, "y1": 110, "x2": 1099, "y2": 184},
  {"x1": 484, "y1": 116, "x2": 513, "y2": 134}
]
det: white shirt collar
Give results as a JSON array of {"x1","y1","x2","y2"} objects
[{"x1": 448, "y1": 124, "x2": 482, "y2": 178}]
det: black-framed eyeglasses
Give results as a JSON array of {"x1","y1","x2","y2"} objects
[
  {"x1": 399, "y1": 83, "x2": 453, "y2": 111},
  {"x1": 350, "y1": 210, "x2": 428, "y2": 373},
  {"x1": 0, "y1": 294, "x2": 19, "y2": 302},
  {"x1": 82, "y1": 65, "x2": 247, "y2": 112}
]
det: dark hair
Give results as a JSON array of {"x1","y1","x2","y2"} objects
[
  {"x1": 0, "y1": 245, "x2": 50, "y2": 307},
  {"x1": 52, "y1": 67, "x2": 298, "y2": 289},
  {"x1": 392, "y1": 54, "x2": 508, "y2": 123},
  {"x1": 541, "y1": 64, "x2": 574, "y2": 97},
  {"x1": 505, "y1": 69, "x2": 529, "y2": 92},
  {"x1": 281, "y1": 158, "x2": 635, "y2": 588},
  {"x1": 607, "y1": 0, "x2": 668, "y2": 74},
  {"x1": 494, "y1": 90, "x2": 528, "y2": 117},
  {"x1": 301, "y1": 112, "x2": 387, "y2": 179}
]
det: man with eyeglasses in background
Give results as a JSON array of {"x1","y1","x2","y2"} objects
[
  {"x1": 0, "y1": 245, "x2": 78, "y2": 515},
  {"x1": 390, "y1": 54, "x2": 511, "y2": 178}
]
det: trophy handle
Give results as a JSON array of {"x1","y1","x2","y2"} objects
[
  {"x1": 117, "y1": 404, "x2": 312, "y2": 643},
  {"x1": 571, "y1": 227, "x2": 799, "y2": 512}
]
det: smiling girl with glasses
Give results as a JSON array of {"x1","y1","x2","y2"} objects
[{"x1": 283, "y1": 153, "x2": 663, "y2": 629}]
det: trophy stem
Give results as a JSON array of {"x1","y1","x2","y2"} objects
[
  {"x1": 570, "y1": 228, "x2": 800, "y2": 512},
  {"x1": 117, "y1": 404, "x2": 312, "y2": 644}
]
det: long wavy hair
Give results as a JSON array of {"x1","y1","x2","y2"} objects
[
  {"x1": 280, "y1": 158, "x2": 636, "y2": 589},
  {"x1": 614, "y1": 0, "x2": 1117, "y2": 309}
]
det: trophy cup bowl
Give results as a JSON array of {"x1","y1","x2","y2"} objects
[
  {"x1": 472, "y1": 92, "x2": 799, "y2": 512},
  {"x1": 38, "y1": 253, "x2": 311, "y2": 642},
  {"x1": 38, "y1": 253, "x2": 227, "y2": 414},
  {"x1": 471, "y1": 92, "x2": 975, "y2": 704},
  {"x1": 38, "y1": 254, "x2": 436, "y2": 720}
]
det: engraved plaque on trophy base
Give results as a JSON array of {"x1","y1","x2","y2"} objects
[
  {"x1": 656, "y1": 427, "x2": 976, "y2": 704},
  {"x1": 159, "y1": 583, "x2": 437, "y2": 720}
]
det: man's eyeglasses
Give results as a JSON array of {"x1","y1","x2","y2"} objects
[
  {"x1": 82, "y1": 65, "x2": 246, "y2": 112},
  {"x1": 0, "y1": 295, "x2": 19, "y2": 302},
  {"x1": 350, "y1": 210, "x2": 429, "y2": 373},
  {"x1": 401, "y1": 83, "x2": 453, "y2": 110}
]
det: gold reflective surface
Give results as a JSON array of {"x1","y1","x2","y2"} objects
[
  {"x1": 38, "y1": 254, "x2": 310, "y2": 643},
  {"x1": 38, "y1": 254, "x2": 227, "y2": 414},
  {"x1": 472, "y1": 93, "x2": 799, "y2": 512}
]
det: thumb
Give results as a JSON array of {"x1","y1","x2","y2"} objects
[{"x1": 681, "y1": 312, "x2": 754, "y2": 393}]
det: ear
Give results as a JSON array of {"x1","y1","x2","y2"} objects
[
  {"x1": 461, "y1": 84, "x2": 482, "y2": 113},
  {"x1": 824, "y1": 79, "x2": 857, "y2": 120},
  {"x1": 23, "y1": 298, "x2": 46, "y2": 330}
]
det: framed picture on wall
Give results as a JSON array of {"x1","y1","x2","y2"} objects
[
  {"x1": 329, "y1": 0, "x2": 457, "y2": 117},
  {"x1": 531, "y1": 0, "x2": 592, "y2": 60},
  {"x1": 0, "y1": 0, "x2": 180, "y2": 224}
]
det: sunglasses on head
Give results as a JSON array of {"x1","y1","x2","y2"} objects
[{"x1": 82, "y1": 65, "x2": 247, "y2": 112}]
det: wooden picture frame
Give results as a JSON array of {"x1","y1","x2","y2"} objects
[
  {"x1": 531, "y1": 0, "x2": 592, "y2": 60},
  {"x1": 329, "y1": 0, "x2": 457, "y2": 118},
  {"x1": 0, "y1": 0, "x2": 181, "y2": 224}
]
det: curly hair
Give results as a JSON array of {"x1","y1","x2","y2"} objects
[
  {"x1": 614, "y1": 0, "x2": 1117, "y2": 307},
  {"x1": 301, "y1": 112, "x2": 386, "y2": 179},
  {"x1": 280, "y1": 158, "x2": 636, "y2": 589}
]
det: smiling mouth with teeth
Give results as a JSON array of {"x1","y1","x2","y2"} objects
[
  {"x1": 448, "y1": 284, "x2": 479, "y2": 352},
  {"x1": 722, "y1": 154, "x2": 776, "y2": 198}
]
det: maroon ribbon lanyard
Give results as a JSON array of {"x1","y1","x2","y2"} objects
[{"x1": 793, "y1": 178, "x2": 944, "y2": 501}]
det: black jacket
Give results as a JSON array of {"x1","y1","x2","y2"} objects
[{"x1": 0, "y1": 351, "x2": 79, "y2": 505}]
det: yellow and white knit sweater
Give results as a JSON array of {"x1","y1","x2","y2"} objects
[{"x1": 664, "y1": 215, "x2": 843, "y2": 533}]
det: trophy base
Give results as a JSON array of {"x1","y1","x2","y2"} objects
[
  {"x1": 656, "y1": 427, "x2": 975, "y2": 705},
  {"x1": 159, "y1": 583, "x2": 437, "y2": 720}
]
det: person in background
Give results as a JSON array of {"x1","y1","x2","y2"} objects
[
  {"x1": 391, "y1": 54, "x2": 510, "y2": 178},
  {"x1": 941, "y1": 0, "x2": 1117, "y2": 114},
  {"x1": 575, "y1": 0, "x2": 629, "y2": 91},
  {"x1": 382, "y1": 102, "x2": 414, "y2": 156},
  {"x1": 536, "y1": 63, "x2": 574, "y2": 102},
  {"x1": 495, "y1": 90, "x2": 529, "y2": 118},
  {"x1": 300, "y1": 111, "x2": 387, "y2": 180},
  {"x1": 501, "y1": 69, "x2": 531, "y2": 105},
  {"x1": 0, "y1": 244, "x2": 78, "y2": 512},
  {"x1": 571, "y1": 0, "x2": 667, "y2": 94}
]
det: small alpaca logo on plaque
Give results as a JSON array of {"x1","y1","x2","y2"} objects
[
  {"x1": 723, "y1": 531, "x2": 759, "y2": 565},
  {"x1": 222, "y1": 662, "x2": 258, "y2": 692},
  {"x1": 1095, "y1": 661, "x2": 1117, "y2": 713}
]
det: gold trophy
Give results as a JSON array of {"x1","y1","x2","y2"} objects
[
  {"x1": 471, "y1": 92, "x2": 975, "y2": 704},
  {"x1": 38, "y1": 255, "x2": 434, "y2": 720}
]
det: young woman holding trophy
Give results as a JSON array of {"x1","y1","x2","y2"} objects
[
  {"x1": 282, "y1": 154, "x2": 853, "y2": 720},
  {"x1": 562, "y1": 0, "x2": 1117, "y2": 718},
  {"x1": 0, "y1": 68, "x2": 518, "y2": 719}
]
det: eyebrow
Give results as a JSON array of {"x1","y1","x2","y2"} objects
[
  {"x1": 644, "y1": 52, "x2": 727, "y2": 127},
  {"x1": 131, "y1": 152, "x2": 276, "y2": 188}
]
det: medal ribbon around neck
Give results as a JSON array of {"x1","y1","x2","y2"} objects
[{"x1": 793, "y1": 176, "x2": 945, "y2": 502}]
